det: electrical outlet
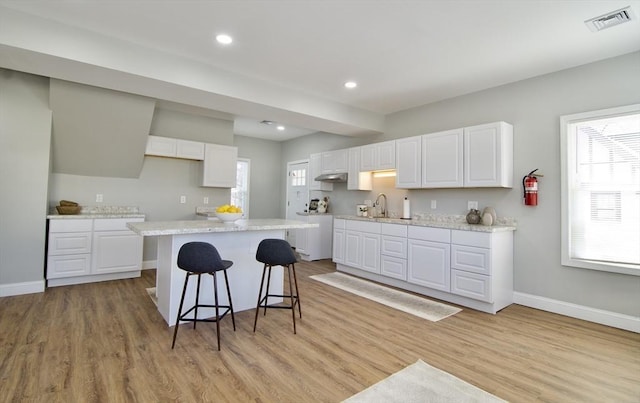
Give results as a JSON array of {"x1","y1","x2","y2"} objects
[
  {"x1": 96, "y1": 194, "x2": 103, "y2": 203},
  {"x1": 180, "y1": 195, "x2": 186, "y2": 204},
  {"x1": 468, "y1": 201, "x2": 478, "y2": 210},
  {"x1": 431, "y1": 200, "x2": 437, "y2": 209},
  {"x1": 204, "y1": 197, "x2": 209, "y2": 205}
]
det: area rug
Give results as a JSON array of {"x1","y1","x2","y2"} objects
[
  {"x1": 310, "y1": 272, "x2": 460, "y2": 322},
  {"x1": 343, "y1": 359, "x2": 507, "y2": 403},
  {"x1": 146, "y1": 287, "x2": 158, "y2": 307}
]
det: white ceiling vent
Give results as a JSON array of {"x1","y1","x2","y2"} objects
[{"x1": 585, "y1": 6, "x2": 635, "y2": 32}]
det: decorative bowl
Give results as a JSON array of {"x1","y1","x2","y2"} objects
[
  {"x1": 56, "y1": 205, "x2": 81, "y2": 215},
  {"x1": 215, "y1": 212, "x2": 242, "y2": 223}
]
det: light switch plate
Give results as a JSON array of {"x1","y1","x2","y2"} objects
[
  {"x1": 180, "y1": 195, "x2": 186, "y2": 204},
  {"x1": 468, "y1": 201, "x2": 478, "y2": 210},
  {"x1": 430, "y1": 200, "x2": 437, "y2": 209}
]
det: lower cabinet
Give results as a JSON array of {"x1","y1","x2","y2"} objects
[
  {"x1": 333, "y1": 218, "x2": 514, "y2": 314},
  {"x1": 47, "y1": 217, "x2": 144, "y2": 287},
  {"x1": 295, "y1": 214, "x2": 333, "y2": 261}
]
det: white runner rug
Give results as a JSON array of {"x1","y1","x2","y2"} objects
[
  {"x1": 310, "y1": 272, "x2": 460, "y2": 322},
  {"x1": 343, "y1": 359, "x2": 507, "y2": 403}
]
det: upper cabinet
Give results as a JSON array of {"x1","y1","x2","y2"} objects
[
  {"x1": 395, "y1": 122, "x2": 513, "y2": 189},
  {"x1": 201, "y1": 143, "x2": 237, "y2": 188},
  {"x1": 360, "y1": 140, "x2": 396, "y2": 171},
  {"x1": 321, "y1": 149, "x2": 348, "y2": 173},
  {"x1": 310, "y1": 152, "x2": 333, "y2": 191},
  {"x1": 145, "y1": 135, "x2": 205, "y2": 160},
  {"x1": 463, "y1": 122, "x2": 513, "y2": 188},
  {"x1": 348, "y1": 147, "x2": 372, "y2": 191}
]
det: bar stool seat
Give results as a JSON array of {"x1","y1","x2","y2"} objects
[
  {"x1": 172, "y1": 241, "x2": 235, "y2": 350},
  {"x1": 253, "y1": 238, "x2": 301, "y2": 334}
]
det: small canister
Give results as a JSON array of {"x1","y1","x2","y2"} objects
[{"x1": 356, "y1": 204, "x2": 368, "y2": 217}]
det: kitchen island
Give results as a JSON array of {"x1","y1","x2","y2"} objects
[{"x1": 128, "y1": 219, "x2": 318, "y2": 326}]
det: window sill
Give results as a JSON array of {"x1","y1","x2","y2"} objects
[{"x1": 562, "y1": 257, "x2": 640, "y2": 276}]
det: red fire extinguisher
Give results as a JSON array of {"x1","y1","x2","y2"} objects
[{"x1": 523, "y1": 169, "x2": 543, "y2": 206}]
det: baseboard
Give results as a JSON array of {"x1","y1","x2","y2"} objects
[
  {"x1": 513, "y1": 292, "x2": 639, "y2": 333},
  {"x1": 0, "y1": 280, "x2": 45, "y2": 297},
  {"x1": 142, "y1": 260, "x2": 157, "y2": 270}
]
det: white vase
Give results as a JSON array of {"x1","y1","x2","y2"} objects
[{"x1": 482, "y1": 212, "x2": 494, "y2": 226}]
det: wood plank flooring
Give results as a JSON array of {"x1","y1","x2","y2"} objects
[{"x1": 1, "y1": 259, "x2": 639, "y2": 402}]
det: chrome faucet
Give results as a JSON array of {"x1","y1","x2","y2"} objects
[{"x1": 374, "y1": 193, "x2": 387, "y2": 218}]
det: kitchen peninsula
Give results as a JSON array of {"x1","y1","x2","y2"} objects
[{"x1": 128, "y1": 219, "x2": 318, "y2": 325}]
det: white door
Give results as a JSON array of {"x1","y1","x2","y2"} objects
[{"x1": 286, "y1": 160, "x2": 309, "y2": 246}]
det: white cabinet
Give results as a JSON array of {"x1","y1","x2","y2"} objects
[
  {"x1": 321, "y1": 149, "x2": 348, "y2": 174},
  {"x1": 47, "y1": 217, "x2": 145, "y2": 287},
  {"x1": 343, "y1": 220, "x2": 381, "y2": 274},
  {"x1": 332, "y1": 219, "x2": 346, "y2": 264},
  {"x1": 360, "y1": 140, "x2": 396, "y2": 171},
  {"x1": 310, "y1": 153, "x2": 333, "y2": 191},
  {"x1": 395, "y1": 136, "x2": 422, "y2": 189},
  {"x1": 407, "y1": 226, "x2": 451, "y2": 292},
  {"x1": 380, "y1": 223, "x2": 408, "y2": 280},
  {"x1": 145, "y1": 136, "x2": 205, "y2": 160},
  {"x1": 347, "y1": 147, "x2": 372, "y2": 191},
  {"x1": 463, "y1": 122, "x2": 513, "y2": 188},
  {"x1": 92, "y1": 218, "x2": 144, "y2": 275},
  {"x1": 422, "y1": 129, "x2": 464, "y2": 188},
  {"x1": 295, "y1": 214, "x2": 333, "y2": 261},
  {"x1": 201, "y1": 143, "x2": 238, "y2": 188}
]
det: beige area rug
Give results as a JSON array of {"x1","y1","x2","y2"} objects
[
  {"x1": 310, "y1": 272, "x2": 461, "y2": 322},
  {"x1": 146, "y1": 287, "x2": 158, "y2": 307},
  {"x1": 343, "y1": 359, "x2": 507, "y2": 403}
]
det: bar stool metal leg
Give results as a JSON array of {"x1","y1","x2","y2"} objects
[{"x1": 172, "y1": 272, "x2": 190, "y2": 349}]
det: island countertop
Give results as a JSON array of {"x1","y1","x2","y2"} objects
[{"x1": 127, "y1": 218, "x2": 318, "y2": 236}]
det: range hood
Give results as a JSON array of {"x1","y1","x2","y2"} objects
[{"x1": 314, "y1": 172, "x2": 347, "y2": 182}]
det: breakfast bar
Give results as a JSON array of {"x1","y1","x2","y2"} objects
[{"x1": 128, "y1": 219, "x2": 318, "y2": 326}]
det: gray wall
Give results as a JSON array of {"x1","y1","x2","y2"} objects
[{"x1": 0, "y1": 69, "x2": 51, "y2": 287}]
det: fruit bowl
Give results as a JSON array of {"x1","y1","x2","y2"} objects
[{"x1": 215, "y1": 212, "x2": 243, "y2": 223}]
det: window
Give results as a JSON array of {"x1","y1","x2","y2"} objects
[
  {"x1": 561, "y1": 104, "x2": 640, "y2": 276},
  {"x1": 290, "y1": 168, "x2": 306, "y2": 187},
  {"x1": 231, "y1": 158, "x2": 250, "y2": 218}
]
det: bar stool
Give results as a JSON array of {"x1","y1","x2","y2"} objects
[
  {"x1": 253, "y1": 238, "x2": 301, "y2": 334},
  {"x1": 172, "y1": 242, "x2": 235, "y2": 350}
]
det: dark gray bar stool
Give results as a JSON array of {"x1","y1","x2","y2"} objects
[
  {"x1": 172, "y1": 242, "x2": 235, "y2": 350},
  {"x1": 253, "y1": 238, "x2": 301, "y2": 334}
]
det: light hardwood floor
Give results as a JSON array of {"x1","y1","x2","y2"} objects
[{"x1": 1, "y1": 259, "x2": 639, "y2": 402}]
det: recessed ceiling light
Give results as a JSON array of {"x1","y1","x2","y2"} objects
[
  {"x1": 216, "y1": 34, "x2": 233, "y2": 45},
  {"x1": 277, "y1": 125, "x2": 285, "y2": 131},
  {"x1": 344, "y1": 81, "x2": 358, "y2": 89}
]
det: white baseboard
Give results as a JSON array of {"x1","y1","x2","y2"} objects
[
  {"x1": 513, "y1": 292, "x2": 639, "y2": 333},
  {"x1": 0, "y1": 280, "x2": 45, "y2": 297},
  {"x1": 142, "y1": 260, "x2": 157, "y2": 270}
]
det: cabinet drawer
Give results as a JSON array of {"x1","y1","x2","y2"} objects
[
  {"x1": 47, "y1": 254, "x2": 91, "y2": 278},
  {"x1": 451, "y1": 245, "x2": 491, "y2": 275},
  {"x1": 93, "y1": 217, "x2": 144, "y2": 231},
  {"x1": 381, "y1": 255, "x2": 407, "y2": 281},
  {"x1": 451, "y1": 269, "x2": 492, "y2": 302},
  {"x1": 451, "y1": 230, "x2": 490, "y2": 248},
  {"x1": 346, "y1": 220, "x2": 381, "y2": 234},
  {"x1": 381, "y1": 235, "x2": 407, "y2": 258},
  {"x1": 381, "y1": 223, "x2": 407, "y2": 237},
  {"x1": 408, "y1": 226, "x2": 450, "y2": 243},
  {"x1": 48, "y1": 232, "x2": 92, "y2": 255},
  {"x1": 49, "y1": 219, "x2": 93, "y2": 233}
]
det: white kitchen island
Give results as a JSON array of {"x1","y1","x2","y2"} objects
[{"x1": 127, "y1": 219, "x2": 318, "y2": 326}]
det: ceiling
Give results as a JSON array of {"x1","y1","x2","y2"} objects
[{"x1": 1, "y1": 0, "x2": 639, "y2": 141}]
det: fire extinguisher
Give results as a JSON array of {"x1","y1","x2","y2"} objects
[{"x1": 523, "y1": 169, "x2": 543, "y2": 206}]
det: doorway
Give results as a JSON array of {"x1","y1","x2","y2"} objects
[{"x1": 285, "y1": 160, "x2": 309, "y2": 247}]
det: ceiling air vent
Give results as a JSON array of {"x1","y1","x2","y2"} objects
[{"x1": 585, "y1": 6, "x2": 635, "y2": 32}]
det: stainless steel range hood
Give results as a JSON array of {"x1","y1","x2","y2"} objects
[{"x1": 314, "y1": 172, "x2": 347, "y2": 182}]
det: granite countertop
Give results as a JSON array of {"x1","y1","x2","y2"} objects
[
  {"x1": 127, "y1": 219, "x2": 318, "y2": 236},
  {"x1": 334, "y1": 214, "x2": 516, "y2": 233},
  {"x1": 47, "y1": 206, "x2": 145, "y2": 220},
  {"x1": 296, "y1": 212, "x2": 333, "y2": 216}
]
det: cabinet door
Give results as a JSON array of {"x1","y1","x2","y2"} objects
[
  {"x1": 323, "y1": 149, "x2": 347, "y2": 173},
  {"x1": 296, "y1": 228, "x2": 309, "y2": 254},
  {"x1": 463, "y1": 122, "x2": 513, "y2": 188},
  {"x1": 201, "y1": 143, "x2": 238, "y2": 188},
  {"x1": 345, "y1": 231, "x2": 361, "y2": 268},
  {"x1": 451, "y1": 269, "x2": 492, "y2": 302},
  {"x1": 347, "y1": 147, "x2": 372, "y2": 191},
  {"x1": 333, "y1": 228, "x2": 345, "y2": 264},
  {"x1": 48, "y1": 232, "x2": 92, "y2": 255},
  {"x1": 395, "y1": 136, "x2": 422, "y2": 188},
  {"x1": 310, "y1": 153, "x2": 333, "y2": 191},
  {"x1": 381, "y1": 255, "x2": 407, "y2": 280},
  {"x1": 360, "y1": 144, "x2": 376, "y2": 171},
  {"x1": 360, "y1": 233, "x2": 381, "y2": 274},
  {"x1": 145, "y1": 136, "x2": 176, "y2": 157},
  {"x1": 92, "y1": 231, "x2": 143, "y2": 274},
  {"x1": 176, "y1": 139, "x2": 205, "y2": 160},
  {"x1": 377, "y1": 141, "x2": 396, "y2": 170},
  {"x1": 407, "y1": 239, "x2": 450, "y2": 291},
  {"x1": 422, "y1": 129, "x2": 463, "y2": 188},
  {"x1": 47, "y1": 254, "x2": 91, "y2": 279}
]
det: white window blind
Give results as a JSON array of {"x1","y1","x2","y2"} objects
[
  {"x1": 561, "y1": 105, "x2": 640, "y2": 275},
  {"x1": 231, "y1": 159, "x2": 250, "y2": 218}
]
